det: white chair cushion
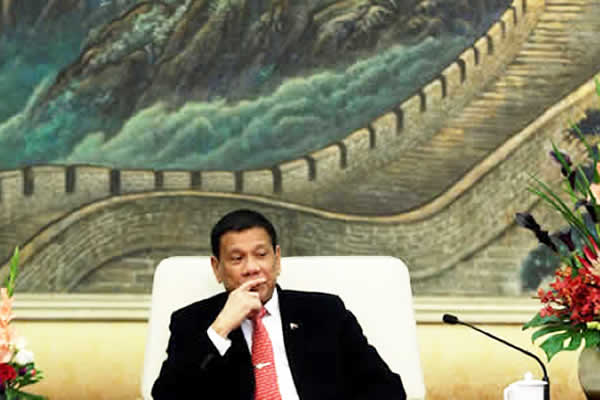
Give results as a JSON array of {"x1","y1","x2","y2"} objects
[{"x1": 141, "y1": 256, "x2": 426, "y2": 400}]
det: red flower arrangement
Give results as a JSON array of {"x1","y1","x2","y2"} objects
[
  {"x1": 0, "y1": 248, "x2": 46, "y2": 400},
  {"x1": 517, "y1": 112, "x2": 600, "y2": 361},
  {"x1": 537, "y1": 262, "x2": 600, "y2": 323},
  {"x1": 0, "y1": 365, "x2": 17, "y2": 385}
]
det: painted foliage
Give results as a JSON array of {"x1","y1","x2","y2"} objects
[{"x1": 0, "y1": 0, "x2": 599, "y2": 295}]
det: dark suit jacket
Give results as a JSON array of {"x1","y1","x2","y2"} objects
[{"x1": 152, "y1": 286, "x2": 406, "y2": 400}]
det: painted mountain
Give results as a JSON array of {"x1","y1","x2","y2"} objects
[{"x1": 0, "y1": 0, "x2": 510, "y2": 170}]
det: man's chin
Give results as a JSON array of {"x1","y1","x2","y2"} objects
[{"x1": 260, "y1": 287, "x2": 275, "y2": 303}]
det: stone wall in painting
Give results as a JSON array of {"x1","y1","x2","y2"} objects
[{"x1": 2, "y1": 0, "x2": 600, "y2": 296}]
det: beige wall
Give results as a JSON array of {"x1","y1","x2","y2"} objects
[
  {"x1": 16, "y1": 321, "x2": 147, "y2": 400},
  {"x1": 12, "y1": 320, "x2": 586, "y2": 400},
  {"x1": 419, "y1": 324, "x2": 584, "y2": 400}
]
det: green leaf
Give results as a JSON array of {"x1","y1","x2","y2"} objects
[
  {"x1": 550, "y1": 142, "x2": 573, "y2": 176},
  {"x1": 575, "y1": 254, "x2": 585, "y2": 269},
  {"x1": 527, "y1": 182, "x2": 591, "y2": 243},
  {"x1": 539, "y1": 331, "x2": 573, "y2": 361},
  {"x1": 523, "y1": 312, "x2": 561, "y2": 330},
  {"x1": 564, "y1": 331, "x2": 583, "y2": 351},
  {"x1": 569, "y1": 120, "x2": 594, "y2": 159},
  {"x1": 528, "y1": 176, "x2": 581, "y2": 223},
  {"x1": 4, "y1": 388, "x2": 47, "y2": 400},
  {"x1": 576, "y1": 165, "x2": 597, "y2": 205},
  {"x1": 529, "y1": 184, "x2": 592, "y2": 246},
  {"x1": 531, "y1": 325, "x2": 568, "y2": 342},
  {"x1": 549, "y1": 142, "x2": 580, "y2": 202},
  {"x1": 6, "y1": 247, "x2": 19, "y2": 297},
  {"x1": 583, "y1": 329, "x2": 600, "y2": 348}
]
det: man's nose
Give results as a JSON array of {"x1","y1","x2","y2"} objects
[{"x1": 243, "y1": 259, "x2": 261, "y2": 275}]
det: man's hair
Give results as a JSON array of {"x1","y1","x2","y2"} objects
[{"x1": 210, "y1": 209, "x2": 278, "y2": 258}]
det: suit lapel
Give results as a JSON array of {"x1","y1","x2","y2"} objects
[
  {"x1": 229, "y1": 327, "x2": 250, "y2": 358},
  {"x1": 277, "y1": 286, "x2": 307, "y2": 398},
  {"x1": 229, "y1": 327, "x2": 254, "y2": 397},
  {"x1": 207, "y1": 293, "x2": 254, "y2": 398}
]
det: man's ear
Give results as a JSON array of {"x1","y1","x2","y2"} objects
[
  {"x1": 210, "y1": 255, "x2": 222, "y2": 283},
  {"x1": 274, "y1": 245, "x2": 282, "y2": 277}
]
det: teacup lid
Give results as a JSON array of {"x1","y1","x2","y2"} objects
[{"x1": 513, "y1": 371, "x2": 547, "y2": 386}]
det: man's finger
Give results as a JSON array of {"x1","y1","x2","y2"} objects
[{"x1": 238, "y1": 278, "x2": 266, "y2": 292}]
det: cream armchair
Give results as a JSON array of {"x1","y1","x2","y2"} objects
[{"x1": 141, "y1": 256, "x2": 426, "y2": 400}]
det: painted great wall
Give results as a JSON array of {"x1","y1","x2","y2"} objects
[{"x1": 2, "y1": 0, "x2": 599, "y2": 295}]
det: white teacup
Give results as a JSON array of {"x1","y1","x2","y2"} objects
[{"x1": 504, "y1": 372, "x2": 547, "y2": 400}]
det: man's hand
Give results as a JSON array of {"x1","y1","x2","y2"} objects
[{"x1": 210, "y1": 278, "x2": 265, "y2": 338}]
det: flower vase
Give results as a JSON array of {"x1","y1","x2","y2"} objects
[{"x1": 579, "y1": 345, "x2": 600, "y2": 400}]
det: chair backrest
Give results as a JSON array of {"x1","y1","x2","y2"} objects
[{"x1": 141, "y1": 256, "x2": 426, "y2": 400}]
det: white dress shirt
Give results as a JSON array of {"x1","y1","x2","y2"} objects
[{"x1": 207, "y1": 290, "x2": 300, "y2": 400}]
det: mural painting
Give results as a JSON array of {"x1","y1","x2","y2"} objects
[{"x1": 0, "y1": 0, "x2": 599, "y2": 296}]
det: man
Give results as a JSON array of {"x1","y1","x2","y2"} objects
[{"x1": 152, "y1": 209, "x2": 406, "y2": 400}]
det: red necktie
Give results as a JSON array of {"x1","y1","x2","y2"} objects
[{"x1": 251, "y1": 307, "x2": 282, "y2": 400}]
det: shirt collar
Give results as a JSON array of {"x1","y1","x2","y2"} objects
[{"x1": 263, "y1": 287, "x2": 280, "y2": 317}]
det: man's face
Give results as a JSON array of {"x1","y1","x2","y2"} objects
[{"x1": 210, "y1": 226, "x2": 281, "y2": 303}]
